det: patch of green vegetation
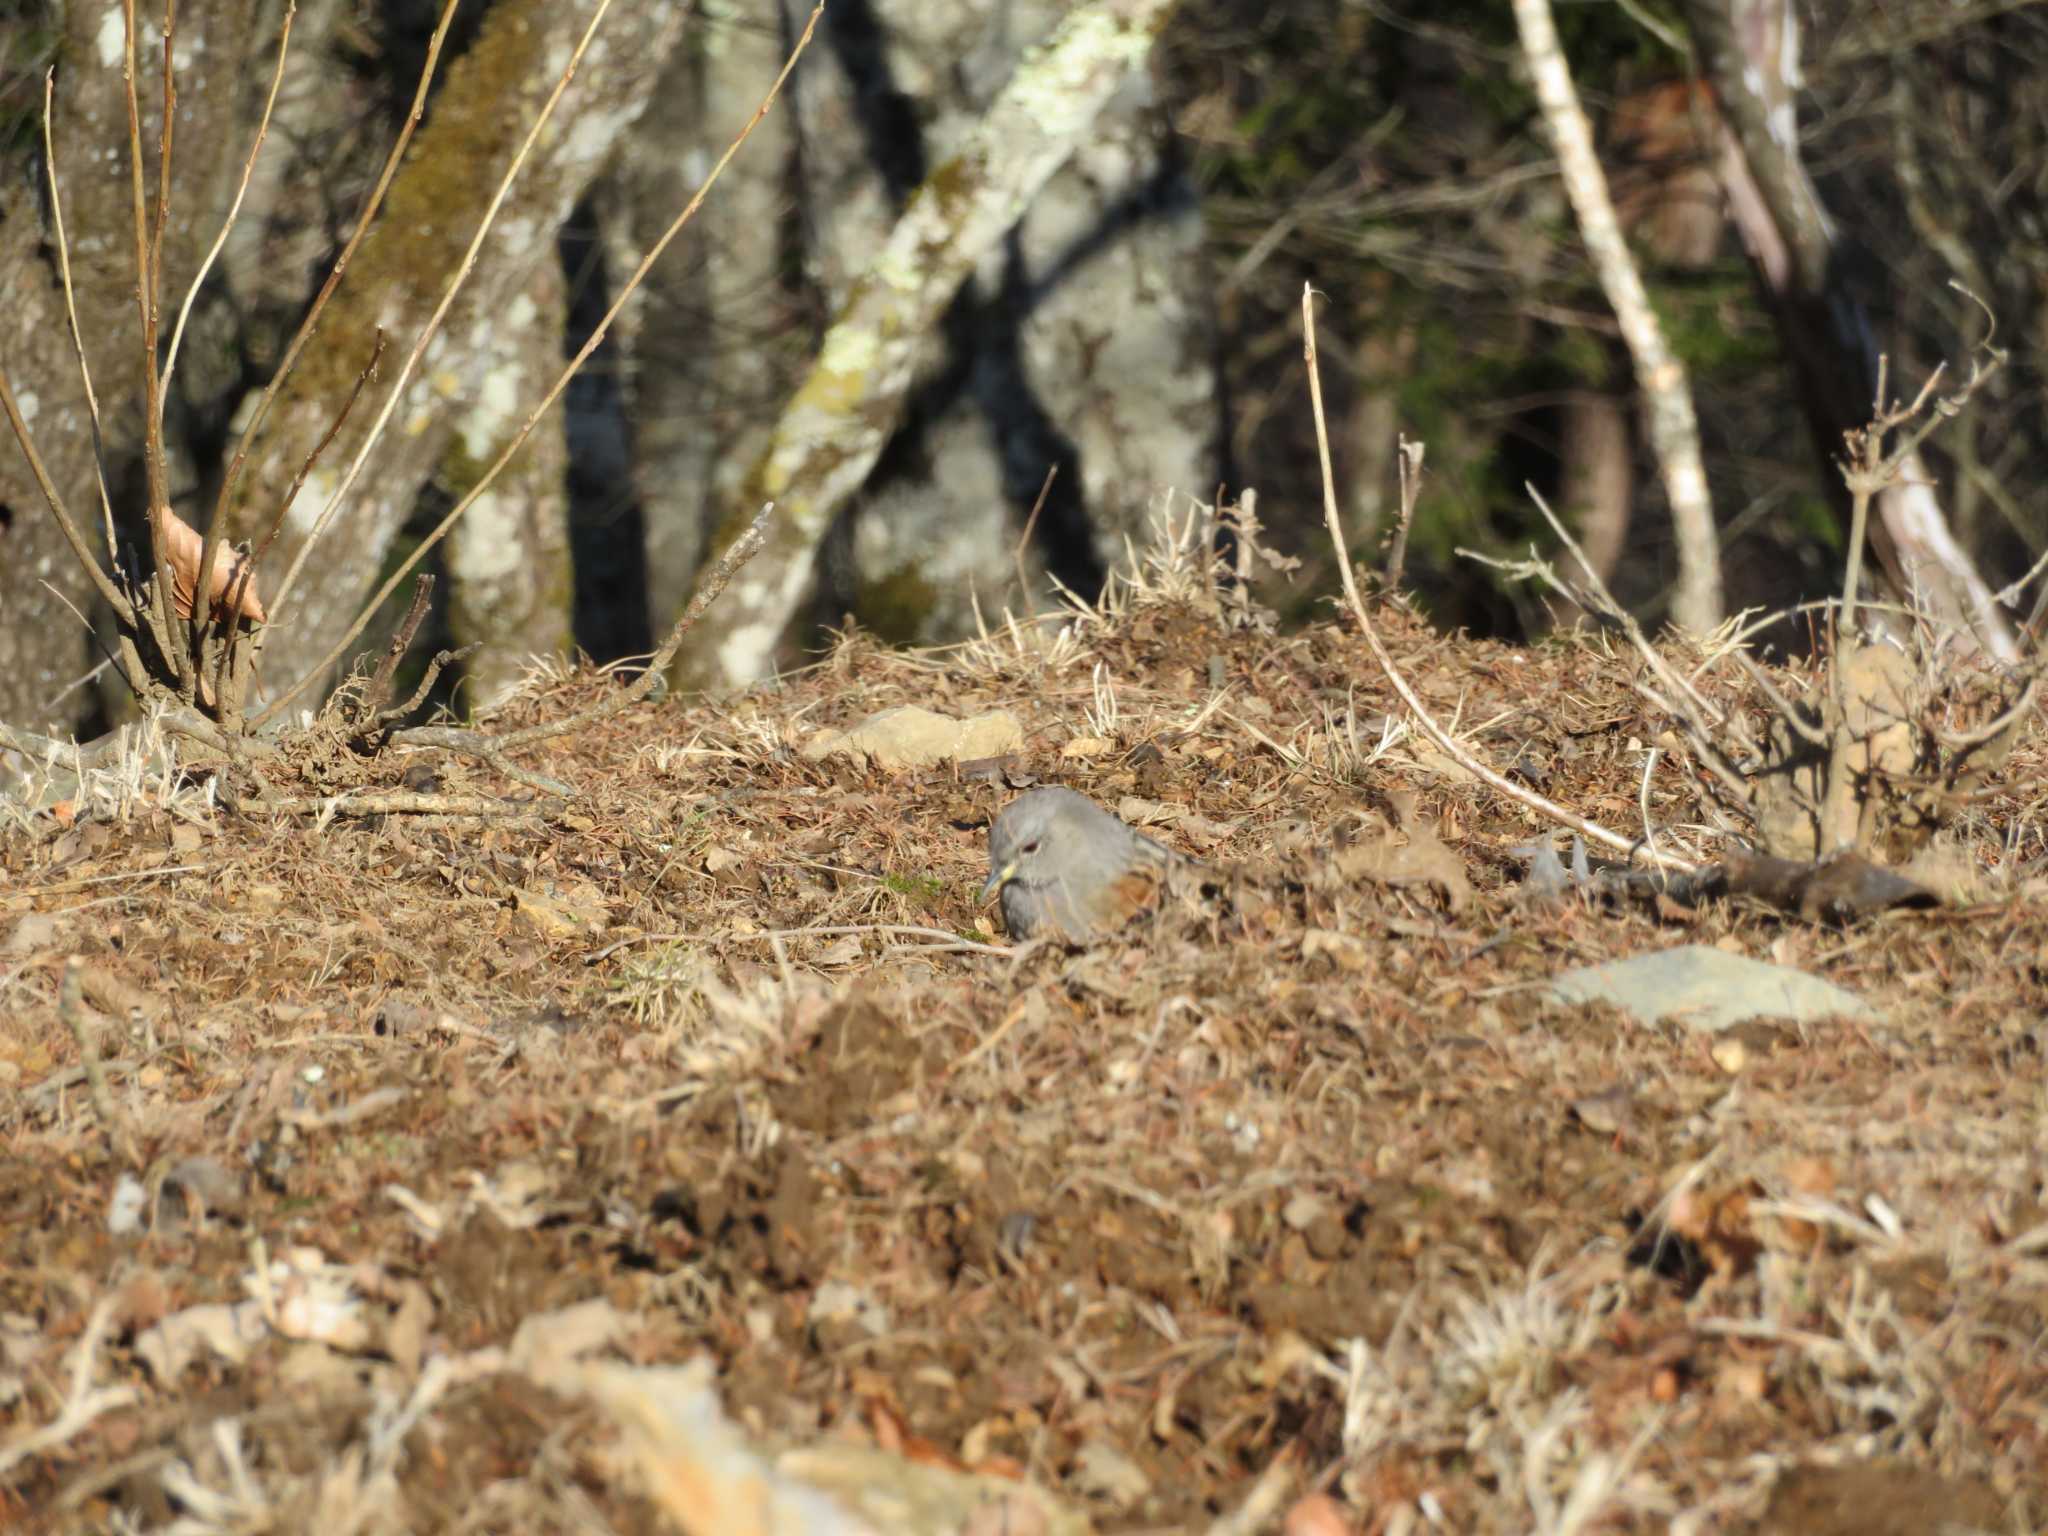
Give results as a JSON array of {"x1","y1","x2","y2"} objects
[
  {"x1": 855, "y1": 561, "x2": 941, "y2": 646},
  {"x1": 882, "y1": 870, "x2": 944, "y2": 908},
  {"x1": 1788, "y1": 493, "x2": 1842, "y2": 554},
  {"x1": 1654, "y1": 266, "x2": 1784, "y2": 377}
]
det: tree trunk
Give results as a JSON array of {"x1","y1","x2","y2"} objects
[
  {"x1": 1513, "y1": 0, "x2": 1722, "y2": 632},
  {"x1": 821, "y1": 0, "x2": 1220, "y2": 649},
  {"x1": 231, "y1": 0, "x2": 681, "y2": 704},
  {"x1": 655, "y1": 0, "x2": 1196, "y2": 688},
  {"x1": 443, "y1": 257, "x2": 573, "y2": 711},
  {"x1": 1680, "y1": 0, "x2": 2016, "y2": 659},
  {"x1": 600, "y1": 6, "x2": 800, "y2": 634},
  {"x1": 1553, "y1": 392, "x2": 1633, "y2": 625}
]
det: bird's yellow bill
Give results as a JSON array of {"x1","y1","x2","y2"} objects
[{"x1": 979, "y1": 861, "x2": 1017, "y2": 905}]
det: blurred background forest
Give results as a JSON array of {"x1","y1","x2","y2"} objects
[{"x1": 0, "y1": 0, "x2": 2043, "y2": 736}]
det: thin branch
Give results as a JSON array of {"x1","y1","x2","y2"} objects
[
  {"x1": 251, "y1": 331, "x2": 385, "y2": 567},
  {"x1": 1385, "y1": 436, "x2": 1422, "y2": 592},
  {"x1": 179, "y1": 1, "x2": 296, "y2": 663},
  {"x1": 1523, "y1": 484, "x2": 1748, "y2": 749},
  {"x1": 359, "y1": 574, "x2": 435, "y2": 721},
  {"x1": 1941, "y1": 674, "x2": 2040, "y2": 756},
  {"x1": 1013, "y1": 465, "x2": 1057, "y2": 603},
  {"x1": 0, "y1": 1297, "x2": 138, "y2": 1481},
  {"x1": 149, "y1": 0, "x2": 176, "y2": 346},
  {"x1": 60, "y1": 958, "x2": 122, "y2": 1137},
  {"x1": 373, "y1": 644, "x2": 478, "y2": 730},
  {"x1": 1731, "y1": 651, "x2": 1828, "y2": 750},
  {"x1": 589, "y1": 925, "x2": 1016, "y2": 963},
  {"x1": 122, "y1": 0, "x2": 186, "y2": 684},
  {"x1": 384, "y1": 726, "x2": 575, "y2": 797},
  {"x1": 41, "y1": 71, "x2": 118, "y2": 558},
  {"x1": 257, "y1": 3, "x2": 827, "y2": 725},
  {"x1": 0, "y1": 365, "x2": 135, "y2": 625},
  {"x1": 1512, "y1": 0, "x2": 1721, "y2": 631},
  {"x1": 1302, "y1": 284, "x2": 1697, "y2": 872},
  {"x1": 162, "y1": 2, "x2": 293, "y2": 410},
  {"x1": 222, "y1": 787, "x2": 546, "y2": 819}
]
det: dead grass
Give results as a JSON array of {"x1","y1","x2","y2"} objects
[{"x1": 2, "y1": 513, "x2": 2044, "y2": 1534}]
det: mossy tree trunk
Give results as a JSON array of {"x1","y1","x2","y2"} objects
[
  {"x1": 783, "y1": 0, "x2": 1219, "y2": 651},
  {"x1": 230, "y1": 0, "x2": 681, "y2": 705},
  {"x1": 668, "y1": 0, "x2": 1188, "y2": 691}
]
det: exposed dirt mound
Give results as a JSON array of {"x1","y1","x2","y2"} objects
[{"x1": 3, "y1": 589, "x2": 2043, "y2": 1532}]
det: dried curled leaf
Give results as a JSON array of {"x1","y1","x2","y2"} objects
[{"x1": 160, "y1": 506, "x2": 267, "y2": 624}]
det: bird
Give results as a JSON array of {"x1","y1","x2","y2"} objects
[{"x1": 981, "y1": 787, "x2": 1182, "y2": 942}]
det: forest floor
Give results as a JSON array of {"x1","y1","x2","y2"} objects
[{"x1": 2, "y1": 533, "x2": 2044, "y2": 1536}]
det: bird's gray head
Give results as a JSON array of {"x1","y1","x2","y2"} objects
[{"x1": 981, "y1": 788, "x2": 1170, "y2": 939}]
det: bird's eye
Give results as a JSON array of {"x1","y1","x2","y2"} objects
[{"x1": 1020, "y1": 839, "x2": 1041, "y2": 856}]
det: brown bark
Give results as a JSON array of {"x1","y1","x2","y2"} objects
[{"x1": 1557, "y1": 394, "x2": 1634, "y2": 613}]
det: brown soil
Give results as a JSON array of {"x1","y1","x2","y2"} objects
[{"x1": 1, "y1": 594, "x2": 2041, "y2": 1533}]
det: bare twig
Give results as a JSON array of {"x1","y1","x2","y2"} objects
[
  {"x1": 121, "y1": 0, "x2": 187, "y2": 690},
  {"x1": 588, "y1": 924, "x2": 1014, "y2": 965},
  {"x1": 0, "y1": 1297, "x2": 138, "y2": 1481},
  {"x1": 359, "y1": 575, "x2": 436, "y2": 722},
  {"x1": 497, "y1": 504, "x2": 775, "y2": 749},
  {"x1": 41, "y1": 71, "x2": 118, "y2": 557},
  {"x1": 1518, "y1": 483, "x2": 1760, "y2": 797},
  {"x1": 162, "y1": 2, "x2": 294, "y2": 413},
  {"x1": 1838, "y1": 338, "x2": 2005, "y2": 641},
  {"x1": 1302, "y1": 284, "x2": 1697, "y2": 871},
  {"x1": 1014, "y1": 465, "x2": 1058, "y2": 603},
  {"x1": 180, "y1": 3, "x2": 298, "y2": 682},
  {"x1": 386, "y1": 726, "x2": 576, "y2": 798},
  {"x1": 1385, "y1": 436, "x2": 1422, "y2": 592},
  {"x1": 0, "y1": 366, "x2": 134, "y2": 625},
  {"x1": 60, "y1": 958, "x2": 122, "y2": 1137},
  {"x1": 1731, "y1": 651, "x2": 1827, "y2": 750},
  {"x1": 374, "y1": 645, "x2": 478, "y2": 730},
  {"x1": 220, "y1": 786, "x2": 548, "y2": 820}
]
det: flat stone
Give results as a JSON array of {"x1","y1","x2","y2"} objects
[
  {"x1": 1546, "y1": 944, "x2": 1878, "y2": 1032},
  {"x1": 800, "y1": 706, "x2": 1024, "y2": 771}
]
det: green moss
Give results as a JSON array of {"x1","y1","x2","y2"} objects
[
  {"x1": 231, "y1": 0, "x2": 556, "y2": 537},
  {"x1": 882, "y1": 871, "x2": 944, "y2": 908},
  {"x1": 852, "y1": 560, "x2": 941, "y2": 646}
]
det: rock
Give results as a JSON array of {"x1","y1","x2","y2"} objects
[
  {"x1": 1546, "y1": 944, "x2": 1878, "y2": 1031},
  {"x1": 801, "y1": 707, "x2": 1024, "y2": 771}
]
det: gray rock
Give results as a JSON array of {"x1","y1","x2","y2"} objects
[{"x1": 1546, "y1": 944, "x2": 1877, "y2": 1032}]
